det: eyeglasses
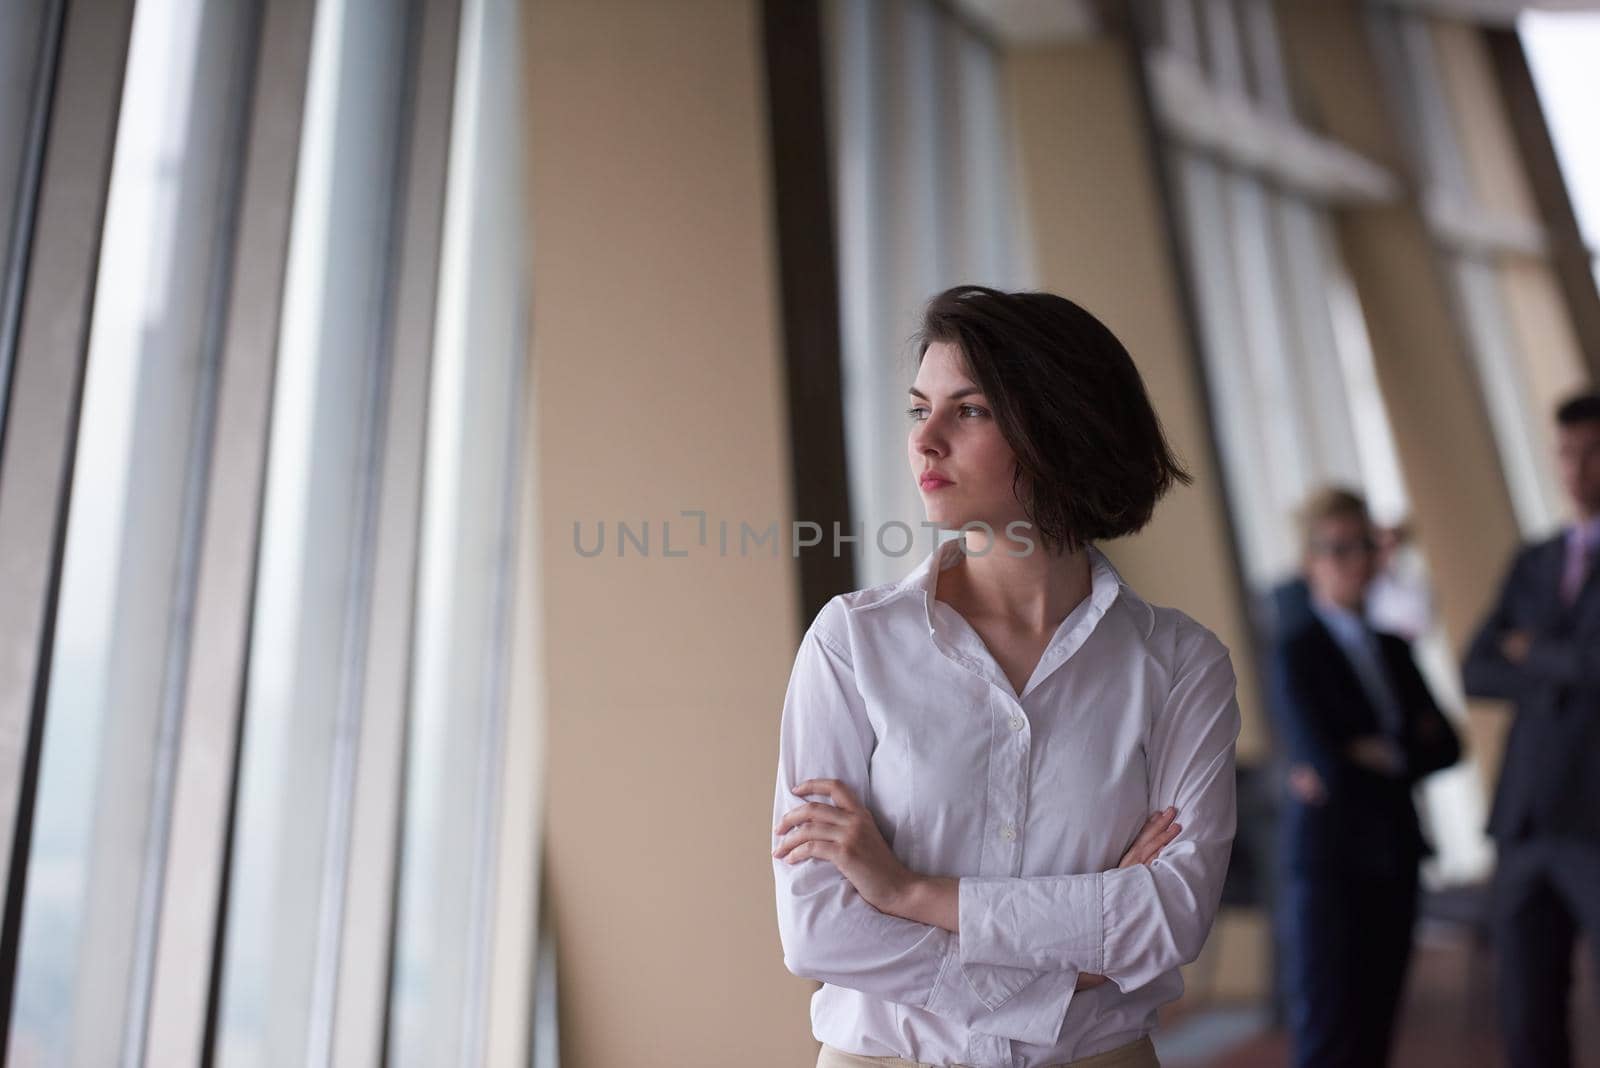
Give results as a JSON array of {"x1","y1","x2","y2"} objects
[{"x1": 1311, "y1": 536, "x2": 1377, "y2": 560}]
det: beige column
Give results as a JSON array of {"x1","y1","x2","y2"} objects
[{"x1": 524, "y1": 0, "x2": 810, "y2": 1064}]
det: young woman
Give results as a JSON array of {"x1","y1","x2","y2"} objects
[{"x1": 770, "y1": 286, "x2": 1241, "y2": 1068}]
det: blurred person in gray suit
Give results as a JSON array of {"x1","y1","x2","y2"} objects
[{"x1": 1463, "y1": 391, "x2": 1600, "y2": 1068}]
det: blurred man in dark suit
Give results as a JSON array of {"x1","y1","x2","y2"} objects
[
  {"x1": 1463, "y1": 391, "x2": 1600, "y2": 1068},
  {"x1": 1273, "y1": 487, "x2": 1463, "y2": 1068}
]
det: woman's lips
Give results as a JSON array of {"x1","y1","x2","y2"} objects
[{"x1": 919, "y1": 474, "x2": 954, "y2": 491}]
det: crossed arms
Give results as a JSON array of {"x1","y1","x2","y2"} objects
[{"x1": 770, "y1": 617, "x2": 1240, "y2": 1047}]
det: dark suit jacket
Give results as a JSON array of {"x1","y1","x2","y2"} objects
[
  {"x1": 1462, "y1": 533, "x2": 1600, "y2": 841},
  {"x1": 1271, "y1": 615, "x2": 1462, "y2": 874},
  {"x1": 1266, "y1": 575, "x2": 1313, "y2": 645}
]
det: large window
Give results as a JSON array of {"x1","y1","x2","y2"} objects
[{"x1": 1, "y1": 1, "x2": 545, "y2": 1064}]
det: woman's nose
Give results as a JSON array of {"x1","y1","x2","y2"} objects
[
  {"x1": 913, "y1": 427, "x2": 945, "y2": 457},
  {"x1": 911, "y1": 416, "x2": 946, "y2": 453}
]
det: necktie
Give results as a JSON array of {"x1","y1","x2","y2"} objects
[
  {"x1": 1560, "y1": 530, "x2": 1595, "y2": 608},
  {"x1": 1353, "y1": 627, "x2": 1405, "y2": 740}
]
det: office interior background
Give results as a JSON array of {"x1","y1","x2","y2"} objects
[{"x1": 0, "y1": 0, "x2": 1598, "y2": 1065}]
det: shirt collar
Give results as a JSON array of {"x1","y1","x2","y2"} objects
[
  {"x1": 1569, "y1": 515, "x2": 1600, "y2": 551},
  {"x1": 894, "y1": 534, "x2": 1125, "y2": 602},
  {"x1": 897, "y1": 535, "x2": 1130, "y2": 699},
  {"x1": 1309, "y1": 593, "x2": 1369, "y2": 648}
]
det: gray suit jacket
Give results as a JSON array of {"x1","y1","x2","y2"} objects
[{"x1": 1463, "y1": 532, "x2": 1600, "y2": 841}]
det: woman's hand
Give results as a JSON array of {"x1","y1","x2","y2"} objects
[
  {"x1": 1117, "y1": 806, "x2": 1181, "y2": 868},
  {"x1": 773, "y1": 779, "x2": 916, "y2": 915}
]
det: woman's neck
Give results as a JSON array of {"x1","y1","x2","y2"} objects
[{"x1": 940, "y1": 532, "x2": 1094, "y2": 633}]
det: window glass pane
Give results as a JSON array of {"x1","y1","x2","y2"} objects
[
  {"x1": 1520, "y1": 12, "x2": 1600, "y2": 254},
  {"x1": 387, "y1": 0, "x2": 529, "y2": 1060},
  {"x1": 1238, "y1": 0, "x2": 1291, "y2": 115},
  {"x1": 1157, "y1": 0, "x2": 1201, "y2": 60},
  {"x1": 827, "y1": 0, "x2": 1031, "y2": 590},
  {"x1": 1270, "y1": 194, "x2": 1364, "y2": 490},
  {"x1": 8, "y1": 0, "x2": 254, "y2": 1062},
  {"x1": 215, "y1": 0, "x2": 412, "y2": 1063},
  {"x1": 1196, "y1": 0, "x2": 1246, "y2": 94},
  {"x1": 0, "y1": 0, "x2": 53, "y2": 437},
  {"x1": 1171, "y1": 151, "x2": 1287, "y2": 585},
  {"x1": 1451, "y1": 257, "x2": 1564, "y2": 534},
  {"x1": 1225, "y1": 174, "x2": 1314, "y2": 515}
]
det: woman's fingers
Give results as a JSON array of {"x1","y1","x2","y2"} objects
[
  {"x1": 773, "y1": 800, "x2": 847, "y2": 838},
  {"x1": 1118, "y1": 807, "x2": 1181, "y2": 868},
  {"x1": 790, "y1": 778, "x2": 861, "y2": 810},
  {"x1": 1132, "y1": 807, "x2": 1175, "y2": 847},
  {"x1": 772, "y1": 820, "x2": 843, "y2": 860},
  {"x1": 775, "y1": 837, "x2": 839, "y2": 865}
]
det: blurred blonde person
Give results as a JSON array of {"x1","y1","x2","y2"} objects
[{"x1": 1271, "y1": 488, "x2": 1461, "y2": 1068}]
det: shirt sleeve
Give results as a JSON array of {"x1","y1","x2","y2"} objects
[
  {"x1": 1516, "y1": 632, "x2": 1600, "y2": 691},
  {"x1": 1388, "y1": 639, "x2": 1463, "y2": 783},
  {"x1": 954, "y1": 639, "x2": 1241, "y2": 994},
  {"x1": 772, "y1": 603, "x2": 1076, "y2": 1047}
]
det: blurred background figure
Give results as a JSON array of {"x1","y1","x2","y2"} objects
[
  {"x1": 1463, "y1": 392, "x2": 1600, "y2": 1068},
  {"x1": 1271, "y1": 487, "x2": 1462, "y2": 1068}
]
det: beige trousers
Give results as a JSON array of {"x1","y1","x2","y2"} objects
[{"x1": 815, "y1": 1035, "x2": 1158, "y2": 1068}]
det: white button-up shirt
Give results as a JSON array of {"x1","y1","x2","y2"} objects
[{"x1": 772, "y1": 537, "x2": 1240, "y2": 1068}]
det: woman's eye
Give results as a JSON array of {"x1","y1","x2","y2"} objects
[
  {"x1": 905, "y1": 406, "x2": 928, "y2": 421},
  {"x1": 959, "y1": 404, "x2": 988, "y2": 418}
]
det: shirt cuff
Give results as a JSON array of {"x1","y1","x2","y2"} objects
[
  {"x1": 956, "y1": 871, "x2": 1105, "y2": 974},
  {"x1": 923, "y1": 934, "x2": 1079, "y2": 1048},
  {"x1": 967, "y1": 966, "x2": 1078, "y2": 1047},
  {"x1": 922, "y1": 936, "x2": 968, "y2": 1017},
  {"x1": 923, "y1": 934, "x2": 1033, "y2": 1016}
]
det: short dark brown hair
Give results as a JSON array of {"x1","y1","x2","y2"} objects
[
  {"x1": 1555, "y1": 391, "x2": 1600, "y2": 428},
  {"x1": 915, "y1": 285, "x2": 1191, "y2": 553},
  {"x1": 1296, "y1": 485, "x2": 1370, "y2": 556}
]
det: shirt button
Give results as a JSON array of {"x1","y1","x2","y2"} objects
[
  {"x1": 1000, "y1": 824, "x2": 1017, "y2": 842},
  {"x1": 1008, "y1": 715, "x2": 1025, "y2": 731}
]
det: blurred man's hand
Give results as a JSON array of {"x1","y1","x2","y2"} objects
[
  {"x1": 1287, "y1": 763, "x2": 1327, "y2": 806},
  {"x1": 1346, "y1": 735, "x2": 1404, "y2": 777},
  {"x1": 1499, "y1": 630, "x2": 1532, "y2": 664}
]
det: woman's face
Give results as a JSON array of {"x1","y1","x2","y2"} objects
[{"x1": 906, "y1": 341, "x2": 1029, "y2": 542}]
